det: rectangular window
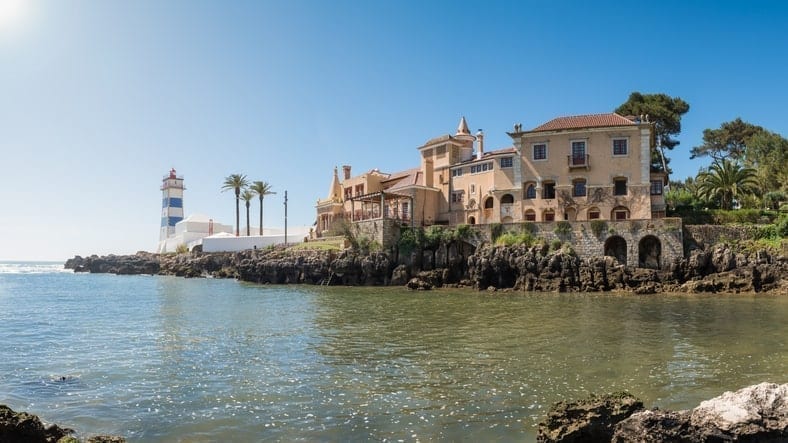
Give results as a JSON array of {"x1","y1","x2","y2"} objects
[
  {"x1": 573, "y1": 180, "x2": 586, "y2": 197},
  {"x1": 500, "y1": 157, "x2": 513, "y2": 168},
  {"x1": 615, "y1": 210, "x2": 628, "y2": 220},
  {"x1": 544, "y1": 212, "x2": 555, "y2": 221},
  {"x1": 451, "y1": 191, "x2": 464, "y2": 203},
  {"x1": 614, "y1": 179, "x2": 627, "y2": 196},
  {"x1": 344, "y1": 187, "x2": 352, "y2": 199},
  {"x1": 570, "y1": 140, "x2": 586, "y2": 166},
  {"x1": 452, "y1": 168, "x2": 463, "y2": 177},
  {"x1": 470, "y1": 184, "x2": 476, "y2": 194},
  {"x1": 613, "y1": 138, "x2": 628, "y2": 156},
  {"x1": 588, "y1": 211, "x2": 600, "y2": 220},
  {"x1": 543, "y1": 182, "x2": 556, "y2": 199},
  {"x1": 436, "y1": 145, "x2": 446, "y2": 158},
  {"x1": 525, "y1": 212, "x2": 536, "y2": 221},
  {"x1": 533, "y1": 144, "x2": 547, "y2": 161},
  {"x1": 355, "y1": 184, "x2": 365, "y2": 196},
  {"x1": 650, "y1": 180, "x2": 663, "y2": 195},
  {"x1": 470, "y1": 162, "x2": 492, "y2": 173}
]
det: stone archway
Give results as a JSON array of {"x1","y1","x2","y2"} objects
[
  {"x1": 604, "y1": 235, "x2": 627, "y2": 265},
  {"x1": 468, "y1": 216, "x2": 476, "y2": 225},
  {"x1": 639, "y1": 235, "x2": 662, "y2": 269}
]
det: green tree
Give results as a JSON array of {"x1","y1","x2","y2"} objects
[
  {"x1": 690, "y1": 118, "x2": 764, "y2": 161},
  {"x1": 241, "y1": 189, "x2": 255, "y2": 236},
  {"x1": 249, "y1": 181, "x2": 275, "y2": 236},
  {"x1": 743, "y1": 129, "x2": 788, "y2": 193},
  {"x1": 696, "y1": 159, "x2": 760, "y2": 210},
  {"x1": 221, "y1": 173, "x2": 249, "y2": 237},
  {"x1": 615, "y1": 92, "x2": 690, "y2": 173}
]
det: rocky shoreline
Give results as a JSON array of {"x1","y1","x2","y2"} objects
[
  {"x1": 537, "y1": 382, "x2": 788, "y2": 442},
  {"x1": 0, "y1": 404, "x2": 124, "y2": 443},
  {"x1": 65, "y1": 239, "x2": 788, "y2": 294}
]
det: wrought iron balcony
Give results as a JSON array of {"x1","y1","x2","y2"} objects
[{"x1": 567, "y1": 154, "x2": 590, "y2": 169}]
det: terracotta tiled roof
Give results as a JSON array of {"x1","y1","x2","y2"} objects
[
  {"x1": 383, "y1": 167, "x2": 423, "y2": 191},
  {"x1": 530, "y1": 113, "x2": 636, "y2": 132},
  {"x1": 483, "y1": 146, "x2": 516, "y2": 157}
]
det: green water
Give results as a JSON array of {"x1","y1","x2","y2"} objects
[{"x1": 0, "y1": 269, "x2": 786, "y2": 441}]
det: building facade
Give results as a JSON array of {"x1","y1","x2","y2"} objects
[{"x1": 315, "y1": 113, "x2": 667, "y2": 237}]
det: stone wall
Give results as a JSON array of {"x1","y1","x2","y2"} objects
[
  {"x1": 471, "y1": 218, "x2": 683, "y2": 270},
  {"x1": 352, "y1": 218, "x2": 402, "y2": 249},
  {"x1": 684, "y1": 224, "x2": 760, "y2": 249}
]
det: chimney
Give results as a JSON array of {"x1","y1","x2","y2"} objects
[
  {"x1": 476, "y1": 129, "x2": 484, "y2": 160},
  {"x1": 342, "y1": 165, "x2": 351, "y2": 180}
]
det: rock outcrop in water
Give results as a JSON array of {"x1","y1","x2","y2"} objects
[
  {"x1": 0, "y1": 404, "x2": 125, "y2": 443},
  {"x1": 537, "y1": 382, "x2": 788, "y2": 442},
  {"x1": 64, "y1": 237, "x2": 788, "y2": 294}
]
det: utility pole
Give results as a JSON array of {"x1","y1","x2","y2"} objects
[{"x1": 284, "y1": 190, "x2": 288, "y2": 247}]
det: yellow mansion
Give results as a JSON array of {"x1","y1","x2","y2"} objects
[{"x1": 315, "y1": 113, "x2": 667, "y2": 235}]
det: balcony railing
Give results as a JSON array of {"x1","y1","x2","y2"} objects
[{"x1": 567, "y1": 154, "x2": 590, "y2": 169}]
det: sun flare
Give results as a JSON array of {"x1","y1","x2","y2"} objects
[{"x1": 0, "y1": 0, "x2": 30, "y2": 31}]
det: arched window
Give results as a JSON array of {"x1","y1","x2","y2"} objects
[
  {"x1": 484, "y1": 197, "x2": 494, "y2": 209},
  {"x1": 524, "y1": 209, "x2": 536, "y2": 221},
  {"x1": 543, "y1": 209, "x2": 555, "y2": 221},
  {"x1": 468, "y1": 216, "x2": 476, "y2": 225},
  {"x1": 611, "y1": 206, "x2": 630, "y2": 220},
  {"x1": 587, "y1": 206, "x2": 601, "y2": 220},
  {"x1": 524, "y1": 183, "x2": 536, "y2": 199},
  {"x1": 501, "y1": 194, "x2": 514, "y2": 204}
]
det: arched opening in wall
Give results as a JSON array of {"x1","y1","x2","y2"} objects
[
  {"x1": 523, "y1": 182, "x2": 536, "y2": 199},
  {"x1": 524, "y1": 209, "x2": 536, "y2": 221},
  {"x1": 604, "y1": 236, "x2": 627, "y2": 265},
  {"x1": 501, "y1": 194, "x2": 514, "y2": 204},
  {"x1": 611, "y1": 206, "x2": 630, "y2": 220},
  {"x1": 565, "y1": 207, "x2": 577, "y2": 221},
  {"x1": 542, "y1": 208, "x2": 555, "y2": 222},
  {"x1": 501, "y1": 216, "x2": 513, "y2": 223},
  {"x1": 638, "y1": 235, "x2": 662, "y2": 269},
  {"x1": 587, "y1": 206, "x2": 601, "y2": 220},
  {"x1": 468, "y1": 216, "x2": 476, "y2": 225},
  {"x1": 484, "y1": 197, "x2": 494, "y2": 209}
]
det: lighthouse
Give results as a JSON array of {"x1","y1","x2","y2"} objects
[{"x1": 159, "y1": 168, "x2": 185, "y2": 242}]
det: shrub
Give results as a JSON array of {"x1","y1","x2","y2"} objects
[
  {"x1": 495, "y1": 231, "x2": 536, "y2": 247},
  {"x1": 175, "y1": 243, "x2": 189, "y2": 254},
  {"x1": 490, "y1": 223, "x2": 504, "y2": 242},
  {"x1": 522, "y1": 222, "x2": 538, "y2": 235},
  {"x1": 554, "y1": 221, "x2": 572, "y2": 236},
  {"x1": 398, "y1": 227, "x2": 422, "y2": 255},
  {"x1": 550, "y1": 239, "x2": 563, "y2": 251},
  {"x1": 590, "y1": 220, "x2": 607, "y2": 238}
]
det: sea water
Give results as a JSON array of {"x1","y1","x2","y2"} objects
[{"x1": 1, "y1": 263, "x2": 786, "y2": 441}]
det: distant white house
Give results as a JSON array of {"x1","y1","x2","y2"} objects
[
  {"x1": 202, "y1": 226, "x2": 312, "y2": 253},
  {"x1": 157, "y1": 214, "x2": 233, "y2": 253}
]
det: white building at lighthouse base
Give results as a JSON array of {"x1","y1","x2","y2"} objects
[{"x1": 157, "y1": 214, "x2": 233, "y2": 253}]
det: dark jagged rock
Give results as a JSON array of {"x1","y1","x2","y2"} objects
[
  {"x1": 0, "y1": 404, "x2": 72, "y2": 442},
  {"x1": 63, "y1": 236, "x2": 787, "y2": 294},
  {"x1": 536, "y1": 392, "x2": 644, "y2": 442},
  {"x1": 64, "y1": 252, "x2": 159, "y2": 275}
]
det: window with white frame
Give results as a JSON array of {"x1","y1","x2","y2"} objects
[
  {"x1": 500, "y1": 157, "x2": 513, "y2": 168},
  {"x1": 613, "y1": 138, "x2": 628, "y2": 156},
  {"x1": 451, "y1": 191, "x2": 464, "y2": 203},
  {"x1": 533, "y1": 143, "x2": 547, "y2": 161},
  {"x1": 470, "y1": 162, "x2": 492, "y2": 173},
  {"x1": 452, "y1": 168, "x2": 463, "y2": 177},
  {"x1": 571, "y1": 140, "x2": 586, "y2": 161}
]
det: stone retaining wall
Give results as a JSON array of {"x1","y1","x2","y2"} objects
[{"x1": 471, "y1": 218, "x2": 683, "y2": 270}]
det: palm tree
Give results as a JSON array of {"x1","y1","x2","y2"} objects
[
  {"x1": 696, "y1": 159, "x2": 760, "y2": 210},
  {"x1": 241, "y1": 190, "x2": 255, "y2": 236},
  {"x1": 221, "y1": 174, "x2": 249, "y2": 236},
  {"x1": 249, "y1": 181, "x2": 275, "y2": 236}
]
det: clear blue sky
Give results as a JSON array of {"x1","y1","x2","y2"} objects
[{"x1": 2, "y1": 0, "x2": 787, "y2": 261}]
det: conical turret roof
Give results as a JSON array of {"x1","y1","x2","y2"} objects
[{"x1": 456, "y1": 116, "x2": 471, "y2": 136}]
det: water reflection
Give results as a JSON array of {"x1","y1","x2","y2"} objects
[{"x1": 1, "y1": 272, "x2": 786, "y2": 442}]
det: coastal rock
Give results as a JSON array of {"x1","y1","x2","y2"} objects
[
  {"x1": 612, "y1": 409, "x2": 694, "y2": 442},
  {"x1": 689, "y1": 382, "x2": 788, "y2": 441},
  {"x1": 389, "y1": 264, "x2": 410, "y2": 286},
  {"x1": 0, "y1": 404, "x2": 72, "y2": 443},
  {"x1": 64, "y1": 252, "x2": 160, "y2": 275},
  {"x1": 536, "y1": 392, "x2": 643, "y2": 442}
]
